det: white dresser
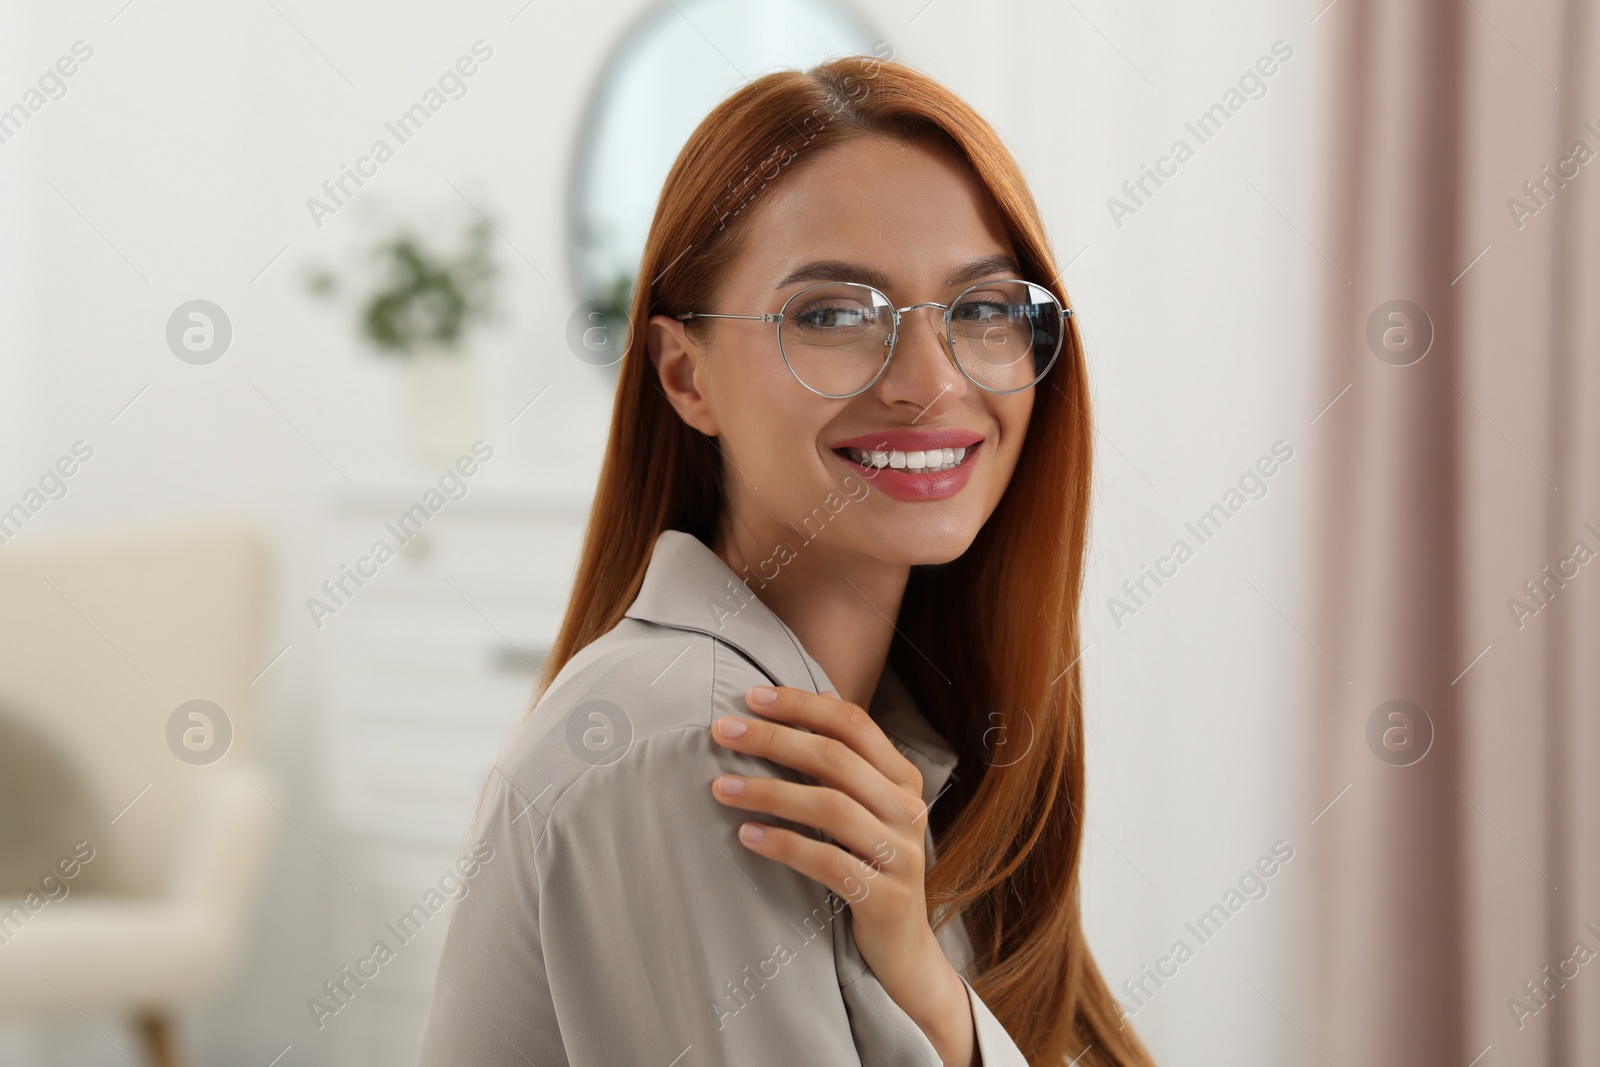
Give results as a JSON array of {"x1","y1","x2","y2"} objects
[{"x1": 311, "y1": 488, "x2": 588, "y2": 1066}]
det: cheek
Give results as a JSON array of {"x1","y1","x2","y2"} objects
[
  {"x1": 977, "y1": 394, "x2": 1035, "y2": 503},
  {"x1": 705, "y1": 336, "x2": 773, "y2": 429},
  {"x1": 709, "y1": 337, "x2": 832, "y2": 466}
]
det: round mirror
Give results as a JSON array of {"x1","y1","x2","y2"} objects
[{"x1": 567, "y1": 0, "x2": 880, "y2": 374}]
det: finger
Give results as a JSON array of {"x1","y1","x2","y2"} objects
[
  {"x1": 733, "y1": 822, "x2": 900, "y2": 909},
  {"x1": 712, "y1": 774, "x2": 907, "y2": 872},
  {"x1": 713, "y1": 714, "x2": 924, "y2": 828},
  {"x1": 745, "y1": 686, "x2": 923, "y2": 797}
]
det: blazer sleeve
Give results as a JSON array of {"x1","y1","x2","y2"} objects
[
  {"x1": 416, "y1": 764, "x2": 561, "y2": 1067},
  {"x1": 546, "y1": 723, "x2": 898, "y2": 1064},
  {"x1": 420, "y1": 721, "x2": 899, "y2": 1066}
]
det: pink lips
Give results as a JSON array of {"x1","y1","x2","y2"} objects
[{"x1": 829, "y1": 429, "x2": 985, "y2": 503}]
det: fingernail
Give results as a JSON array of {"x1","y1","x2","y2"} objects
[
  {"x1": 715, "y1": 775, "x2": 746, "y2": 795},
  {"x1": 715, "y1": 717, "x2": 747, "y2": 738},
  {"x1": 739, "y1": 823, "x2": 765, "y2": 843},
  {"x1": 748, "y1": 686, "x2": 777, "y2": 706}
]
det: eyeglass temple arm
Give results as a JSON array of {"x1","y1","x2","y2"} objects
[{"x1": 674, "y1": 312, "x2": 783, "y2": 322}]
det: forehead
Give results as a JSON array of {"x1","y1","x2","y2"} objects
[{"x1": 726, "y1": 133, "x2": 1018, "y2": 298}]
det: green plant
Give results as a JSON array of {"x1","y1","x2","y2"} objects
[
  {"x1": 590, "y1": 271, "x2": 633, "y2": 325},
  {"x1": 304, "y1": 216, "x2": 498, "y2": 357}
]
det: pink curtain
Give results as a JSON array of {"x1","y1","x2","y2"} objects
[{"x1": 1311, "y1": 0, "x2": 1600, "y2": 1063}]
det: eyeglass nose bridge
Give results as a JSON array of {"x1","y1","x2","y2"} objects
[{"x1": 879, "y1": 299, "x2": 956, "y2": 356}]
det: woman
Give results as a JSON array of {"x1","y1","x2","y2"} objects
[{"x1": 419, "y1": 53, "x2": 1157, "y2": 1067}]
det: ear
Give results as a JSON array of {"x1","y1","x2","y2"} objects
[{"x1": 647, "y1": 313, "x2": 720, "y2": 437}]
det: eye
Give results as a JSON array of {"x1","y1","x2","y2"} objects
[
  {"x1": 952, "y1": 297, "x2": 1010, "y2": 323},
  {"x1": 794, "y1": 300, "x2": 875, "y2": 329}
]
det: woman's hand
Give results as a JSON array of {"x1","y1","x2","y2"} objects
[{"x1": 710, "y1": 684, "x2": 977, "y2": 1067}]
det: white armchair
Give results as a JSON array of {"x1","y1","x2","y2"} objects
[{"x1": 0, "y1": 519, "x2": 277, "y2": 1067}]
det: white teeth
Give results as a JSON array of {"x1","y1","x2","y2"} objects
[{"x1": 841, "y1": 444, "x2": 974, "y2": 473}]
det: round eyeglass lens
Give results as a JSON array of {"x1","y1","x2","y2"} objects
[
  {"x1": 948, "y1": 280, "x2": 1064, "y2": 393},
  {"x1": 777, "y1": 283, "x2": 895, "y2": 397}
]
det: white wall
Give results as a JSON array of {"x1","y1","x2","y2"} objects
[{"x1": 0, "y1": 0, "x2": 1322, "y2": 1063}]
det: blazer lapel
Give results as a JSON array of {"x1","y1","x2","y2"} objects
[{"x1": 624, "y1": 529, "x2": 832, "y2": 695}]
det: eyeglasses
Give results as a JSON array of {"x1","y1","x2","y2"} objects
[{"x1": 675, "y1": 278, "x2": 1072, "y2": 399}]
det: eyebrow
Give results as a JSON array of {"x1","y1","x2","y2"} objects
[{"x1": 773, "y1": 252, "x2": 1022, "y2": 295}]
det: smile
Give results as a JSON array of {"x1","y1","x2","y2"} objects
[{"x1": 836, "y1": 446, "x2": 970, "y2": 473}]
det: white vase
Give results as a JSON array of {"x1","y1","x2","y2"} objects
[{"x1": 402, "y1": 345, "x2": 483, "y2": 469}]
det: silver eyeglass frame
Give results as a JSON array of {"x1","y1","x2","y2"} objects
[{"x1": 674, "y1": 277, "x2": 1073, "y2": 399}]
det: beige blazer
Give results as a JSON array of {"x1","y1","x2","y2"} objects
[{"x1": 418, "y1": 529, "x2": 1028, "y2": 1065}]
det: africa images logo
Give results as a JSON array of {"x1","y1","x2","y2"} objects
[
  {"x1": 304, "y1": 41, "x2": 494, "y2": 229},
  {"x1": 306, "y1": 841, "x2": 494, "y2": 1030},
  {"x1": 305, "y1": 441, "x2": 493, "y2": 628}
]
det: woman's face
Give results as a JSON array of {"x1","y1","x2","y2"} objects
[{"x1": 649, "y1": 133, "x2": 1037, "y2": 569}]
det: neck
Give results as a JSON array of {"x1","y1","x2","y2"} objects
[{"x1": 712, "y1": 515, "x2": 907, "y2": 710}]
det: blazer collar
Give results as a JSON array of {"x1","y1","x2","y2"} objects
[{"x1": 624, "y1": 529, "x2": 960, "y2": 808}]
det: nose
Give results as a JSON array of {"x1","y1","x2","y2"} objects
[{"x1": 871, "y1": 304, "x2": 968, "y2": 413}]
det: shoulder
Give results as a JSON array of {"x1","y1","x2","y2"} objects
[{"x1": 489, "y1": 617, "x2": 777, "y2": 845}]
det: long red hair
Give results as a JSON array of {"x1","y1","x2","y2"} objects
[{"x1": 539, "y1": 54, "x2": 1156, "y2": 1067}]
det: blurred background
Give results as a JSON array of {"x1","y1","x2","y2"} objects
[{"x1": 0, "y1": 0, "x2": 1594, "y2": 1065}]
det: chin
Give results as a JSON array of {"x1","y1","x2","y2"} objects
[{"x1": 848, "y1": 515, "x2": 981, "y2": 568}]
